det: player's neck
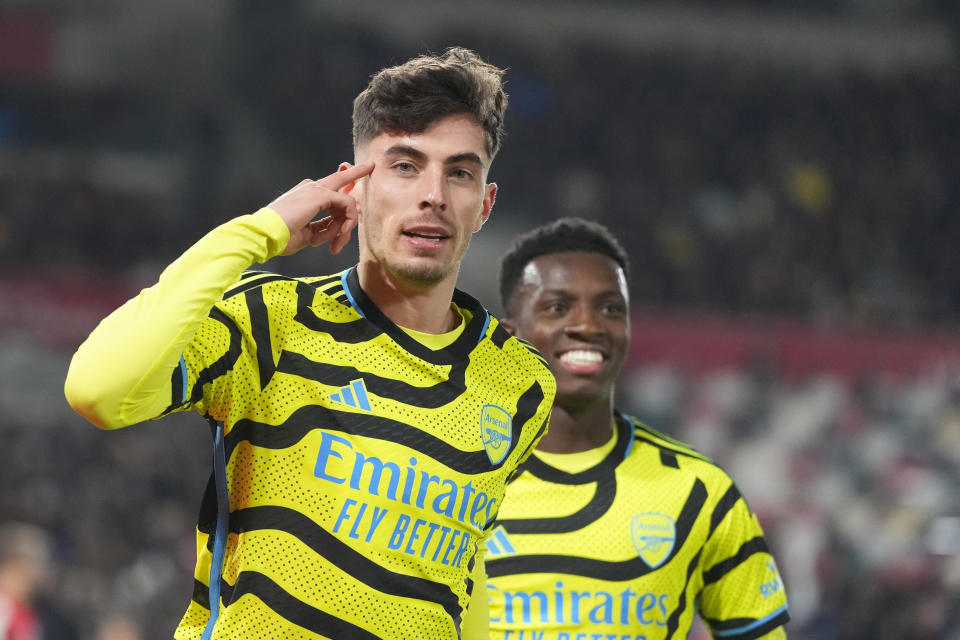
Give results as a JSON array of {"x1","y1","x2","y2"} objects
[
  {"x1": 357, "y1": 260, "x2": 460, "y2": 334},
  {"x1": 536, "y1": 397, "x2": 615, "y2": 453}
]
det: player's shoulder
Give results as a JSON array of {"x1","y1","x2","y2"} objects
[
  {"x1": 622, "y1": 413, "x2": 731, "y2": 476},
  {"x1": 485, "y1": 317, "x2": 552, "y2": 378},
  {"x1": 219, "y1": 270, "x2": 347, "y2": 303},
  {"x1": 623, "y1": 413, "x2": 706, "y2": 457}
]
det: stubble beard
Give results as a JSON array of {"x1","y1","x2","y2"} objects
[
  {"x1": 389, "y1": 257, "x2": 453, "y2": 286},
  {"x1": 362, "y1": 222, "x2": 470, "y2": 289}
]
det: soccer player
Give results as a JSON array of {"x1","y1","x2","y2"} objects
[
  {"x1": 64, "y1": 48, "x2": 555, "y2": 640},
  {"x1": 487, "y1": 218, "x2": 789, "y2": 639}
]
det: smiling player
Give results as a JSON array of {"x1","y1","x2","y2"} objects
[{"x1": 487, "y1": 217, "x2": 789, "y2": 639}]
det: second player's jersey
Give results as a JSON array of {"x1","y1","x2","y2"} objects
[
  {"x1": 486, "y1": 413, "x2": 788, "y2": 640},
  {"x1": 170, "y1": 266, "x2": 555, "y2": 639}
]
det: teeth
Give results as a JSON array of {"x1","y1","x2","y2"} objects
[{"x1": 560, "y1": 350, "x2": 603, "y2": 365}]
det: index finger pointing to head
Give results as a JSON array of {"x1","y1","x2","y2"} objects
[{"x1": 320, "y1": 162, "x2": 375, "y2": 191}]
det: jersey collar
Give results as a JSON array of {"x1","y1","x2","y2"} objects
[
  {"x1": 523, "y1": 411, "x2": 634, "y2": 484},
  {"x1": 341, "y1": 266, "x2": 490, "y2": 365}
]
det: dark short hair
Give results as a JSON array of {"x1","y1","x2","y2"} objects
[
  {"x1": 352, "y1": 47, "x2": 508, "y2": 161},
  {"x1": 499, "y1": 217, "x2": 630, "y2": 316}
]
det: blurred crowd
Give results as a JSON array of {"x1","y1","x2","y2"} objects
[
  {"x1": 1, "y1": 20, "x2": 958, "y2": 326},
  {"x1": 625, "y1": 359, "x2": 960, "y2": 638},
  {"x1": 1, "y1": 5, "x2": 959, "y2": 640}
]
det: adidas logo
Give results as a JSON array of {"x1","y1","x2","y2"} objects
[
  {"x1": 484, "y1": 526, "x2": 516, "y2": 557},
  {"x1": 330, "y1": 378, "x2": 372, "y2": 412}
]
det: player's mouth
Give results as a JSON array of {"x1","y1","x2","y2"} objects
[
  {"x1": 402, "y1": 227, "x2": 450, "y2": 250},
  {"x1": 557, "y1": 349, "x2": 605, "y2": 374}
]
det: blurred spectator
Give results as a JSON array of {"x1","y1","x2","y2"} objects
[
  {"x1": 0, "y1": 523, "x2": 50, "y2": 640},
  {"x1": 94, "y1": 614, "x2": 143, "y2": 640}
]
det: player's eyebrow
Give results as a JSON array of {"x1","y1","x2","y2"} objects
[
  {"x1": 384, "y1": 144, "x2": 427, "y2": 162},
  {"x1": 538, "y1": 288, "x2": 576, "y2": 298},
  {"x1": 383, "y1": 145, "x2": 485, "y2": 168},
  {"x1": 445, "y1": 152, "x2": 484, "y2": 168},
  {"x1": 540, "y1": 287, "x2": 625, "y2": 300}
]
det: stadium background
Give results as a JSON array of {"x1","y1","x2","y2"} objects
[{"x1": 1, "y1": 0, "x2": 959, "y2": 637}]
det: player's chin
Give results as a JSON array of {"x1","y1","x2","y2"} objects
[
  {"x1": 394, "y1": 256, "x2": 456, "y2": 284},
  {"x1": 554, "y1": 381, "x2": 609, "y2": 408}
]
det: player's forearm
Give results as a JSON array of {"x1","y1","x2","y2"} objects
[{"x1": 64, "y1": 209, "x2": 290, "y2": 429}]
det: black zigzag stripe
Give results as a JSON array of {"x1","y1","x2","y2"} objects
[
  {"x1": 223, "y1": 398, "x2": 528, "y2": 475},
  {"x1": 293, "y1": 283, "x2": 382, "y2": 344},
  {"x1": 166, "y1": 358, "x2": 185, "y2": 413},
  {"x1": 708, "y1": 483, "x2": 742, "y2": 538},
  {"x1": 192, "y1": 578, "x2": 210, "y2": 609},
  {"x1": 299, "y1": 272, "x2": 343, "y2": 290},
  {"x1": 496, "y1": 417, "x2": 642, "y2": 533},
  {"x1": 510, "y1": 337, "x2": 548, "y2": 367},
  {"x1": 276, "y1": 351, "x2": 467, "y2": 409},
  {"x1": 223, "y1": 274, "x2": 299, "y2": 300},
  {"x1": 245, "y1": 288, "x2": 277, "y2": 390},
  {"x1": 234, "y1": 364, "x2": 544, "y2": 471},
  {"x1": 223, "y1": 407, "x2": 494, "y2": 473},
  {"x1": 664, "y1": 550, "x2": 701, "y2": 639},
  {"x1": 344, "y1": 267, "x2": 490, "y2": 365},
  {"x1": 219, "y1": 570, "x2": 380, "y2": 639},
  {"x1": 660, "y1": 450, "x2": 679, "y2": 468},
  {"x1": 511, "y1": 383, "x2": 546, "y2": 452},
  {"x1": 629, "y1": 419, "x2": 711, "y2": 463},
  {"x1": 632, "y1": 433, "x2": 709, "y2": 464},
  {"x1": 504, "y1": 416, "x2": 549, "y2": 486},
  {"x1": 521, "y1": 415, "x2": 633, "y2": 485},
  {"x1": 226, "y1": 506, "x2": 461, "y2": 624},
  {"x1": 319, "y1": 282, "x2": 345, "y2": 297},
  {"x1": 702, "y1": 536, "x2": 769, "y2": 586},
  {"x1": 705, "y1": 610, "x2": 790, "y2": 640},
  {"x1": 485, "y1": 548, "x2": 647, "y2": 581},
  {"x1": 307, "y1": 274, "x2": 343, "y2": 288},
  {"x1": 488, "y1": 480, "x2": 708, "y2": 580},
  {"x1": 187, "y1": 307, "x2": 244, "y2": 404},
  {"x1": 197, "y1": 473, "x2": 218, "y2": 539},
  {"x1": 498, "y1": 471, "x2": 616, "y2": 535},
  {"x1": 490, "y1": 324, "x2": 511, "y2": 348}
]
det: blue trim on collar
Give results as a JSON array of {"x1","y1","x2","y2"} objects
[
  {"x1": 475, "y1": 310, "x2": 490, "y2": 345},
  {"x1": 340, "y1": 267, "x2": 364, "y2": 318}
]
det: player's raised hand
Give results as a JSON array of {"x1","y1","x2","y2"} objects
[{"x1": 267, "y1": 162, "x2": 374, "y2": 256}]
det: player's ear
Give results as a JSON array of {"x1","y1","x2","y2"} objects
[
  {"x1": 473, "y1": 183, "x2": 497, "y2": 232},
  {"x1": 499, "y1": 317, "x2": 517, "y2": 336}
]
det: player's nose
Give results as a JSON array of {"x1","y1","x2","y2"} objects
[{"x1": 418, "y1": 168, "x2": 446, "y2": 212}]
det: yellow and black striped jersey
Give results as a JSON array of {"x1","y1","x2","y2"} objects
[
  {"x1": 485, "y1": 412, "x2": 788, "y2": 640},
  {"x1": 168, "y1": 266, "x2": 554, "y2": 639},
  {"x1": 64, "y1": 210, "x2": 555, "y2": 639}
]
